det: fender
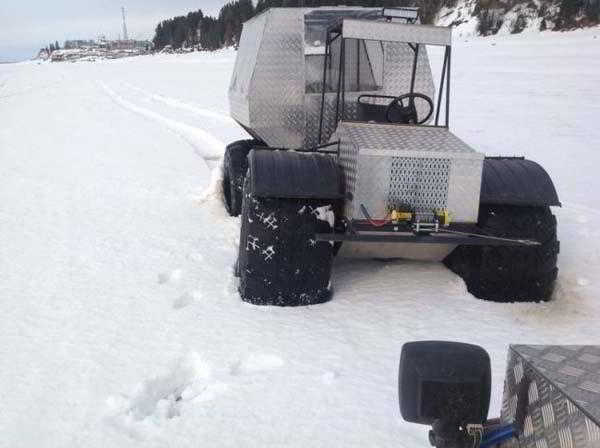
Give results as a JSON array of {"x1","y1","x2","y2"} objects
[
  {"x1": 248, "y1": 149, "x2": 343, "y2": 199},
  {"x1": 480, "y1": 157, "x2": 560, "y2": 207}
]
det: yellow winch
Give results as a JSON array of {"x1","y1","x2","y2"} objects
[
  {"x1": 390, "y1": 210, "x2": 414, "y2": 222},
  {"x1": 434, "y1": 209, "x2": 452, "y2": 226}
]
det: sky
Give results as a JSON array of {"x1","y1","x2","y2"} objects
[{"x1": 0, "y1": 1, "x2": 226, "y2": 62}]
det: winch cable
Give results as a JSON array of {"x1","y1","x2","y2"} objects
[
  {"x1": 437, "y1": 228, "x2": 540, "y2": 246},
  {"x1": 361, "y1": 204, "x2": 539, "y2": 246}
]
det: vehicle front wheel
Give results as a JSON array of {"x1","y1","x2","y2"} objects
[
  {"x1": 237, "y1": 177, "x2": 337, "y2": 306},
  {"x1": 222, "y1": 139, "x2": 258, "y2": 217},
  {"x1": 444, "y1": 205, "x2": 559, "y2": 302}
]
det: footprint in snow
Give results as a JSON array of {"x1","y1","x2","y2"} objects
[
  {"x1": 157, "y1": 269, "x2": 182, "y2": 285},
  {"x1": 173, "y1": 291, "x2": 199, "y2": 309},
  {"x1": 105, "y1": 353, "x2": 227, "y2": 435},
  {"x1": 189, "y1": 252, "x2": 204, "y2": 263}
]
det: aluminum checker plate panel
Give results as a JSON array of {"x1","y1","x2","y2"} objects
[
  {"x1": 333, "y1": 122, "x2": 483, "y2": 222},
  {"x1": 342, "y1": 19, "x2": 452, "y2": 46},
  {"x1": 230, "y1": 8, "x2": 437, "y2": 149},
  {"x1": 501, "y1": 345, "x2": 600, "y2": 448}
]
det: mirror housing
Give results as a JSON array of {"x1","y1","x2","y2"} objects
[{"x1": 399, "y1": 341, "x2": 491, "y2": 429}]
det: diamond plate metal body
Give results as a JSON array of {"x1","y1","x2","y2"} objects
[
  {"x1": 331, "y1": 122, "x2": 483, "y2": 222},
  {"x1": 230, "y1": 9, "x2": 306, "y2": 148},
  {"x1": 229, "y1": 7, "x2": 436, "y2": 149},
  {"x1": 342, "y1": 19, "x2": 451, "y2": 45},
  {"x1": 229, "y1": 8, "x2": 477, "y2": 224},
  {"x1": 501, "y1": 345, "x2": 600, "y2": 448}
]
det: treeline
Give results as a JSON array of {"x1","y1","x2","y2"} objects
[
  {"x1": 556, "y1": 0, "x2": 599, "y2": 28},
  {"x1": 152, "y1": 0, "x2": 422, "y2": 52},
  {"x1": 41, "y1": 41, "x2": 61, "y2": 54},
  {"x1": 152, "y1": 0, "x2": 599, "y2": 51},
  {"x1": 152, "y1": 1, "x2": 254, "y2": 51}
]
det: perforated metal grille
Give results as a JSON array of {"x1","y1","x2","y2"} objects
[{"x1": 388, "y1": 157, "x2": 450, "y2": 217}]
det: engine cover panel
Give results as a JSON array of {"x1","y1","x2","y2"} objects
[{"x1": 332, "y1": 122, "x2": 484, "y2": 223}]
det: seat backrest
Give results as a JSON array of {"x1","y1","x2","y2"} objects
[{"x1": 357, "y1": 101, "x2": 388, "y2": 123}]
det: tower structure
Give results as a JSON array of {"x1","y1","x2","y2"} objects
[{"x1": 121, "y1": 7, "x2": 129, "y2": 41}]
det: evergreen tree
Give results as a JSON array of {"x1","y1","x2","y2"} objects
[
  {"x1": 585, "y1": 0, "x2": 599, "y2": 22},
  {"x1": 152, "y1": 0, "x2": 439, "y2": 53},
  {"x1": 557, "y1": 0, "x2": 581, "y2": 28},
  {"x1": 511, "y1": 14, "x2": 527, "y2": 33}
]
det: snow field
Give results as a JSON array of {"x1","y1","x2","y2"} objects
[{"x1": 1, "y1": 31, "x2": 599, "y2": 447}]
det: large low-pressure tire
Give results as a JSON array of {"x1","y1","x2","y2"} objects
[
  {"x1": 222, "y1": 139, "x2": 257, "y2": 217},
  {"x1": 237, "y1": 177, "x2": 337, "y2": 306},
  {"x1": 444, "y1": 205, "x2": 559, "y2": 302}
]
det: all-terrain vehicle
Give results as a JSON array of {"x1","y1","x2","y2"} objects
[{"x1": 222, "y1": 6, "x2": 560, "y2": 306}]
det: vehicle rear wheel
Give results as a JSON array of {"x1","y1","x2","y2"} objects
[
  {"x1": 444, "y1": 205, "x2": 559, "y2": 302},
  {"x1": 237, "y1": 177, "x2": 337, "y2": 306},
  {"x1": 223, "y1": 139, "x2": 258, "y2": 217}
]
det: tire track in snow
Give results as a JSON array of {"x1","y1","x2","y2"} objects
[
  {"x1": 99, "y1": 82, "x2": 224, "y2": 160},
  {"x1": 122, "y1": 82, "x2": 233, "y2": 124}
]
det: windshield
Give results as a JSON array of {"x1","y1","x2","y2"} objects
[{"x1": 304, "y1": 9, "x2": 383, "y2": 94}]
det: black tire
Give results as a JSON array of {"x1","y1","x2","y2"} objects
[
  {"x1": 237, "y1": 176, "x2": 337, "y2": 306},
  {"x1": 444, "y1": 205, "x2": 559, "y2": 302},
  {"x1": 223, "y1": 139, "x2": 257, "y2": 217}
]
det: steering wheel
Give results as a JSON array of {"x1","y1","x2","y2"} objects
[{"x1": 385, "y1": 93, "x2": 434, "y2": 125}]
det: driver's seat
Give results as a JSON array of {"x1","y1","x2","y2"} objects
[
  {"x1": 357, "y1": 95, "x2": 414, "y2": 124},
  {"x1": 357, "y1": 100, "x2": 389, "y2": 123}
]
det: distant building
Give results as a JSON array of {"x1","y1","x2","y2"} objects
[
  {"x1": 63, "y1": 38, "x2": 152, "y2": 52},
  {"x1": 49, "y1": 38, "x2": 153, "y2": 63},
  {"x1": 64, "y1": 40, "x2": 96, "y2": 49},
  {"x1": 51, "y1": 51, "x2": 66, "y2": 62},
  {"x1": 109, "y1": 40, "x2": 153, "y2": 51}
]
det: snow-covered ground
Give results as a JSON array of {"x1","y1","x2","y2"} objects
[{"x1": 1, "y1": 29, "x2": 599, "y2": 447}]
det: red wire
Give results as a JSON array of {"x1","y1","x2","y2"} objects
[
  {"x1": 367, "y1": 218, "x2": 390, "y2": 227},
  {"x1": 365, "y1": 214, "x2": 392, "y2": 227},
  {"x1": 359, "y1": 204, "x2": 392, "y2": 227}
]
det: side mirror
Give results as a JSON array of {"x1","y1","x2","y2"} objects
[{"x1": 399, "y1": 341, "x2": 491, "y2": 447}]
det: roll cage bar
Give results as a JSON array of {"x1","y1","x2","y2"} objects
[{"x1": 317, "y1": 18, "x2": 452, "y2": 144}]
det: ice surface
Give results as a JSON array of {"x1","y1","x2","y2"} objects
[{"x1": 1, "y1": 30, "x2": 600, "y2": 447}]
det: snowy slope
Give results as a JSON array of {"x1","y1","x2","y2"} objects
[
  {"x1": 435, "y1": 0, "x2": 595, "y2": 37},
  {"x1": 1, "y1": 30, "x2": 600, "y2": 447}
]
